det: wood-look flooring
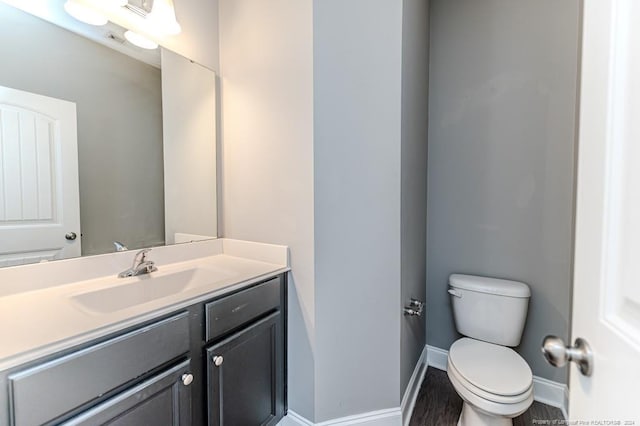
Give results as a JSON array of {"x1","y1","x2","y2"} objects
[{"x1": 409, "y1": 367, "x2": 564, "y2": 426}]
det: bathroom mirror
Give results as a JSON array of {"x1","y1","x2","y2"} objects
[{"x1": 0, "y1": 1, "x2": 218, "y2": 267}]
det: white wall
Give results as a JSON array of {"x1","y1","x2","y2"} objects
[
  {"x1": 166, "y1": 0, "x2": 220, "y2": 71},
  {"x1": 218, "y1": 0, "x2": 316, "y2": 419},
  {"x1": 161, "y1": 49, "x2": 218, "y2": 243}
]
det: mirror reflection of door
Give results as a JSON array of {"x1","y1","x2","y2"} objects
[{"x1": 0, "y1": 85, "x2": 81, "y2": 267}]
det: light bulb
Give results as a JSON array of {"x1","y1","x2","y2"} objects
[
  {"x1": 124, "y1": 30, "x2": 158, "y2": 50},
  {"x1": 147, "y1": 0, "x2": 181, "y2": 35},
  {"x1": 64, "y1": 0, "x2": 108, "y2": 26}
]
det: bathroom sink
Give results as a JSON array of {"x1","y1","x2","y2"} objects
[{"x1": 71, "y1": 266, "x2": 233, "y2": 314}]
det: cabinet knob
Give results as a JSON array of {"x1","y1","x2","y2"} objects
[
  {"x1": 181, "y1": 373, "x2": 194, "y2": 386},
  {"x1": 213, "y1": 355, "x2": 224, "y2": 367},
  {"x1": 65, "y1": 232, "x2": 77, "y2": 241}
]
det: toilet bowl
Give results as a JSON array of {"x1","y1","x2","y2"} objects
[
  {"x1": 447, "y1": 338, "x2": 533, "y2": 426},
  {"x1": 447, "y1": 274, "x2": 533, "y2": 426}
]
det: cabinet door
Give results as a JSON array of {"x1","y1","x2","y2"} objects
[
  {"x1": 9, "y1": 312, "x2": 189, "y2": 426},
  {"x1": 62, "y1": 360, "x2": 192, "y2": 426},
  {"x1": 207, "y1": 312, "x2": 284, "y2": 426}
]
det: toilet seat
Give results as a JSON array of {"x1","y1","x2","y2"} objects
[
  {"x1": 449, "y1": 338, "x2": 532, "y2": 397},
  {"x1": 448, "y1": 358, "x2": 532, "y2": 405},
  {"x1": 447, "y1": 338, "x2": 534, "y2": 418}
]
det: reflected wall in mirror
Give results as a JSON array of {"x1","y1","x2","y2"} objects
[{"x1": 0, "y1": 1, "x2": 217, "y2": 267}]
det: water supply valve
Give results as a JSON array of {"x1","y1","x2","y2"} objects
[{"x1": 404, "y1": 298, "x2": 425, "y2": 316}]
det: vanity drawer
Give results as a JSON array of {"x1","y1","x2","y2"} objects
[
  {"x1": 9, "y1": 312, "x2": 190, "y2": 426},
  {"x1": 205, "y1": 277, "x2": 281, "y2": 342}
]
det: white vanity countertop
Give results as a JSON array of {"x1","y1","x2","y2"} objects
[{"x1": 0, "y1": 239, "x2": 289, "y2": 371}]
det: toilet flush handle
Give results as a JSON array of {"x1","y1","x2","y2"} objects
[{"x1": 448, "y1": 288, "x2": 462, "y2": 298}]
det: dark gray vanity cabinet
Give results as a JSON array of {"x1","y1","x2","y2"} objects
[
  {"x1": 7, "y1": 313, "x2": 191, "y2": 426},
  {"x1": 204, "y1": 277, "x2": 286, "y2": 426},
  {"x1": 206, "y1": 313, "x2": 284, "y2": 426},
  {"x1": 0, "y1": 273, "x2": 287, "y2": 426},
  {"x1": 63, "y1": 360, "x2": 192, "y2": 426}
]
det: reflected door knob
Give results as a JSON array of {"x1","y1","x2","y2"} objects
[
  {"x1": 541, "y1": 335, "x2": 594, "y2": 376},
  {"x1": 213, "y1": 355, "x2": 224, "y2": 367},
  {"x1": 65, "y1": 232, "x2": 77, "y2": 241},
  {"x1": 181, "y1": 373, "x2": 193, "y2": 386}
]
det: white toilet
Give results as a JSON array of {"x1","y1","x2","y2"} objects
[{"x1": 447, "y1": 274, "x2": 534, "y2": 426}]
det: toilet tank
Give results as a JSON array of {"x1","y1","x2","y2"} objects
[{"x1": 449, "y1": 274, "x2": 531, "y2": 346}]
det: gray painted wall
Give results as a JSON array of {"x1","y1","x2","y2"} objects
[
  {"x1": 426, "y1": 0, "x2": 580, "y2": 383},
  {"x1": 313, "y1": 0, "x2": 404, "y2": 421},
  {"x1": 400, "y1": 0, "x2": 429, "y2": 398},
  {"x1": 0, "y1": 4, "x2": 165, "y2": 256}
]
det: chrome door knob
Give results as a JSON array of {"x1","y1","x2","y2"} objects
[
  {"x1": 65, "y1": 232, "x2": 77, "y2": 241},
  {"x1": 542, "y1": 335, "x2": 594, "y2": 376},
  {"x1": 213, "y1": 355, "x2": 224, "y2": 367},
  {"x1": 181, "y1": 373, "x2": 193, "y2": 386}
]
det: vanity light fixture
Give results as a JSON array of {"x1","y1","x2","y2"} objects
[
  {"x1": 124, "y1": 30, "x2": 159, "y2": 49},
  {"x1": 63, "y1": 0, "x2": 109, "y2": 26},
  {"x1": 146, "y1": 0, "x2": 181, "y2": 35},
  {"x1": 63, "y1": 0, "x2": 182, "y2": 39}
]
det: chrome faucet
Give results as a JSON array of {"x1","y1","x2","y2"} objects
[
  {"x1": 113, "y1": 241, "x2": 128, "y2": 252},
  {"x1": 118, "y1": 249, "x2": 157, "y2": 278}
]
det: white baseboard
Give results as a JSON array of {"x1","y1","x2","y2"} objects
[
  {"x1": 425, "y1": 345, "x2": 569, "y2": 418},
  {"x1": 401, "y1": 345, "x2": 428, "y2": 426},
  {"x1": 532, "y1": 376, "x2": 569, "y2": 420},
  {"x1": 316, "y1": 408, "x2": 402, "y2": 426},
  {"x1": 277, "y1": 346, "x2": 428, "y2": 426},
  {"x1": 278, "y1": 410, "x2": 314, "y2": 426},
  {"x1": 426, "y1": 345, "x2": 448, "y2": 371},
  {"x1": 278, "y1": 408, "x2": 401, "y2": 426}
]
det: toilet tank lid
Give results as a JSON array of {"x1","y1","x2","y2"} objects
[{"x1": 449, "y1": 274, "x2": 531, "y2": 298}]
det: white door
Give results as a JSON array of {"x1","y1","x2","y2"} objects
[
  {"x1": 569, "y1": 0, "x2": 640, "y2": 421},
  {"x1": 0, "y1": 85, "x2": 81, "y2": 266}
]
